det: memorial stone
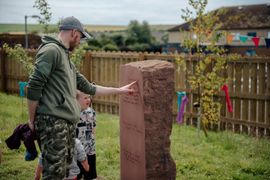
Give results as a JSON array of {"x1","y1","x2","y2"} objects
[{"x1": 120, "y1": 60, "x2": 176, "y2": 180}]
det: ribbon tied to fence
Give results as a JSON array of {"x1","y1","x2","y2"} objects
[
  {"x1": 221, "y1": 84, "x2": 233, "y2": 113},
  {"x1": 176, "y1": 91, "x2": 188, "y2": 124},
  {"x1": 176, "y1": 91, "x2": 186, "y2": 110},
  {"x1": 19, "y1": 82, "x2": 28, "y2": 97}
]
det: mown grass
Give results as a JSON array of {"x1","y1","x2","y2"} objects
[{"x1": 0, "y1": 92, "x2": 269, "y2": 179}]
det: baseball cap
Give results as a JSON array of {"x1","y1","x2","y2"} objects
[{"x1": 59, "y1": 16, "x2": 92, "y2": 39}]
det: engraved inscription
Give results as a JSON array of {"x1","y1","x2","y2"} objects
[
  {"x1": 122, "y1": 93, "x2": 140, "y2": 105},
  {"x1": 122, "y1": 120, "x2": 143, "y2": 134},
  {"x1": 123, "y1": 148, "x2": 141, "y2": 165},
  {"x1": 122, "y1": 81, "x2": 140, "y2": 105}
]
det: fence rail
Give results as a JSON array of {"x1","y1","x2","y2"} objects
[{"x1": 0, "y1": 49, "x2": 269, "y2": 137}]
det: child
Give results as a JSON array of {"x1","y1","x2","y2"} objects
[
  {"x1": 35, "y1": 138, "x2": 89, "y2": 180},
  {"x1": 76, "y1": 90, "x2": 97, "y2": 180}
]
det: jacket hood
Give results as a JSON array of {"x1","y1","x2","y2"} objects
[{"x1": 40, "y1": 35, "x2": 68, "y2": 51}]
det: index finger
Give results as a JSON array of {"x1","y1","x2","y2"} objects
[{"x1": 128, "y1": 81, "x2": 137, "y2": 87}]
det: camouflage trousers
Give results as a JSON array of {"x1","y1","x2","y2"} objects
[{"x1": 35, "y1": 114, "x2": 75, "y2": 180}]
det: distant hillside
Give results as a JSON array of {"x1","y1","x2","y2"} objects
[
  {"x1": 0, "y1": 23, "x2": 177, "y2": 33},
  {"x1": 0, "y1": 24, "x2": 58, "y2": 33}
]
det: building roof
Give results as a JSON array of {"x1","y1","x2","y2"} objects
[{"x1": 168, "y1": 4, "x2": 270, "y2": 32}]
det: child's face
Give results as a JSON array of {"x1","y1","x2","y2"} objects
[{"x1": 77, "y1": 93, "x2": 91, "y2": 110}]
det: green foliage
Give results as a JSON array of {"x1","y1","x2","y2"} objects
[
  {"x1": 111, "y1": 34, "x2": 125, "y2": 47},
  {"x1": 86, "y1": 34, "x2": 119, "y2": 51},
  {"x1": 1, "y1": 93, "x2": 270, "y2": 179},
  {"x1": 86, "y1": 20, "x2": 159, "y2": 52},
  {"x1": 99, "y1": 34, "x2": 115, "y2": 46},
  {"x1": 176, "y1": 0, "x2": 240, "y2": 135},
  {"x1": 33, "y1": 0, "x2": 52, "y2": 33},
  {"x1": 3, "y1": 43, "x2": 34, "y2": 77},
  {"x1": 103, "y1": 43, "x2": 119, "y2": 51},
  {"x1": 87, "y1": 45, "x2": 102, "y2": 51},
  {"x1": 126, "y1": 20, "x2": 155, "y2": 46},
  {"x1": 86, "y1": 38, "x2": 102, "y2": 51},
  {"x1": 70, "y1": 43, "x2": 89, "y2": 70},
  {"x1": 127, "y1": 43, "x2": 150, "y2": 52}
]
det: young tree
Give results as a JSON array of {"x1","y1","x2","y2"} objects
[
  {"x1": 126, "y1": 20, "x2": 140, "y2": 45},
  {"x1": 33, "y1": 0, "x2": 52, "y2": 33},
  {"x1": 176, "y1": 0, "x2": 238, "y2": 136}
]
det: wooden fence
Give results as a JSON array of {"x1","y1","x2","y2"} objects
[{"x1": 0, "y1": 49, "x2": 269, "y2": 137}]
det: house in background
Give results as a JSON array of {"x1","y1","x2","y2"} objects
[{"x1": 166, "y1": 4, "x2": 270, "y2": 56}]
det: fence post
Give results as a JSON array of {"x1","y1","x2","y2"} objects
[
  {"x1": 139, "y1": 52, "x2": 145, "y2": 61},
  {"x1": 0, "y1": 49, "x2": 7, "y2": 93}
]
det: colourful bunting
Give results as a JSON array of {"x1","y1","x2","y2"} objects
[
  {"x1": 265, "y1": 38, "x2": 270, "y2": 48},
  {"x1": 227, "y1": 33, "x2": 270, "y2": 48},
  {"x1": 239, "y1": 35, "x2": 248, "y2": 43},
  {"x1": 252, "y1": 37, "x2": 260, "y2": 47},
  {"x1": 226, "y1": 34, "x2": 234, "y2": 44}
]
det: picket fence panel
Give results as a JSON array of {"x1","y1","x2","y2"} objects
[{"x1": 0, "y1": 49, "x2": 269, "y2": 137}]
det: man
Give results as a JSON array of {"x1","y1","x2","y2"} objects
[{"x1": 27, "y1": 16, "x2": 135, "y2": 180}]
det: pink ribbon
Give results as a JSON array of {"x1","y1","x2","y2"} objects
[
  {"x1": 221, "y1": 84, "x2": 233, "y2": 113},
  {"x1": 176, "y1": 95, "x2": 188, "y2": 124}
]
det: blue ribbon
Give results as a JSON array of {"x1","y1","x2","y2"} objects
[
  {"x1": 176, "y1": 91, "x2": 186, "y2": 110},
  {"x1": 19, "y1": 82, "x2": 28, "y2": 97}
]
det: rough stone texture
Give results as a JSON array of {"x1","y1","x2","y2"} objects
[{"x1": 120, "y1": 60, "x2": 176, "y2": 180}]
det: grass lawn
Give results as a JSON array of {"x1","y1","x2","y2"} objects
[{"x1": 0, "y1": 92, "x2": 269, "y2": 179}]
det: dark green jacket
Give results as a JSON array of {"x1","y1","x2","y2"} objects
[{"x1": 27, "y1": 36, "x2": 96, "y2": 124}]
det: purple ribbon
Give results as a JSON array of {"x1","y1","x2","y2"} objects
[{"x1": 176, "y1": 95, "x2": 188, "y2": 124}]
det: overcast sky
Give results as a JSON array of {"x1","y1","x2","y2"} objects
[{"x1": 0, "y1": 0, "x2": 269, "y2": 25}]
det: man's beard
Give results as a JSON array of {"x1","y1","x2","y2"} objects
[
  {"x1": 68, "y1": 39, "x2": 78, "y2": 51},
  {"x1": 68, "y1": 46, "x2": 75, "y2": 51}
]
